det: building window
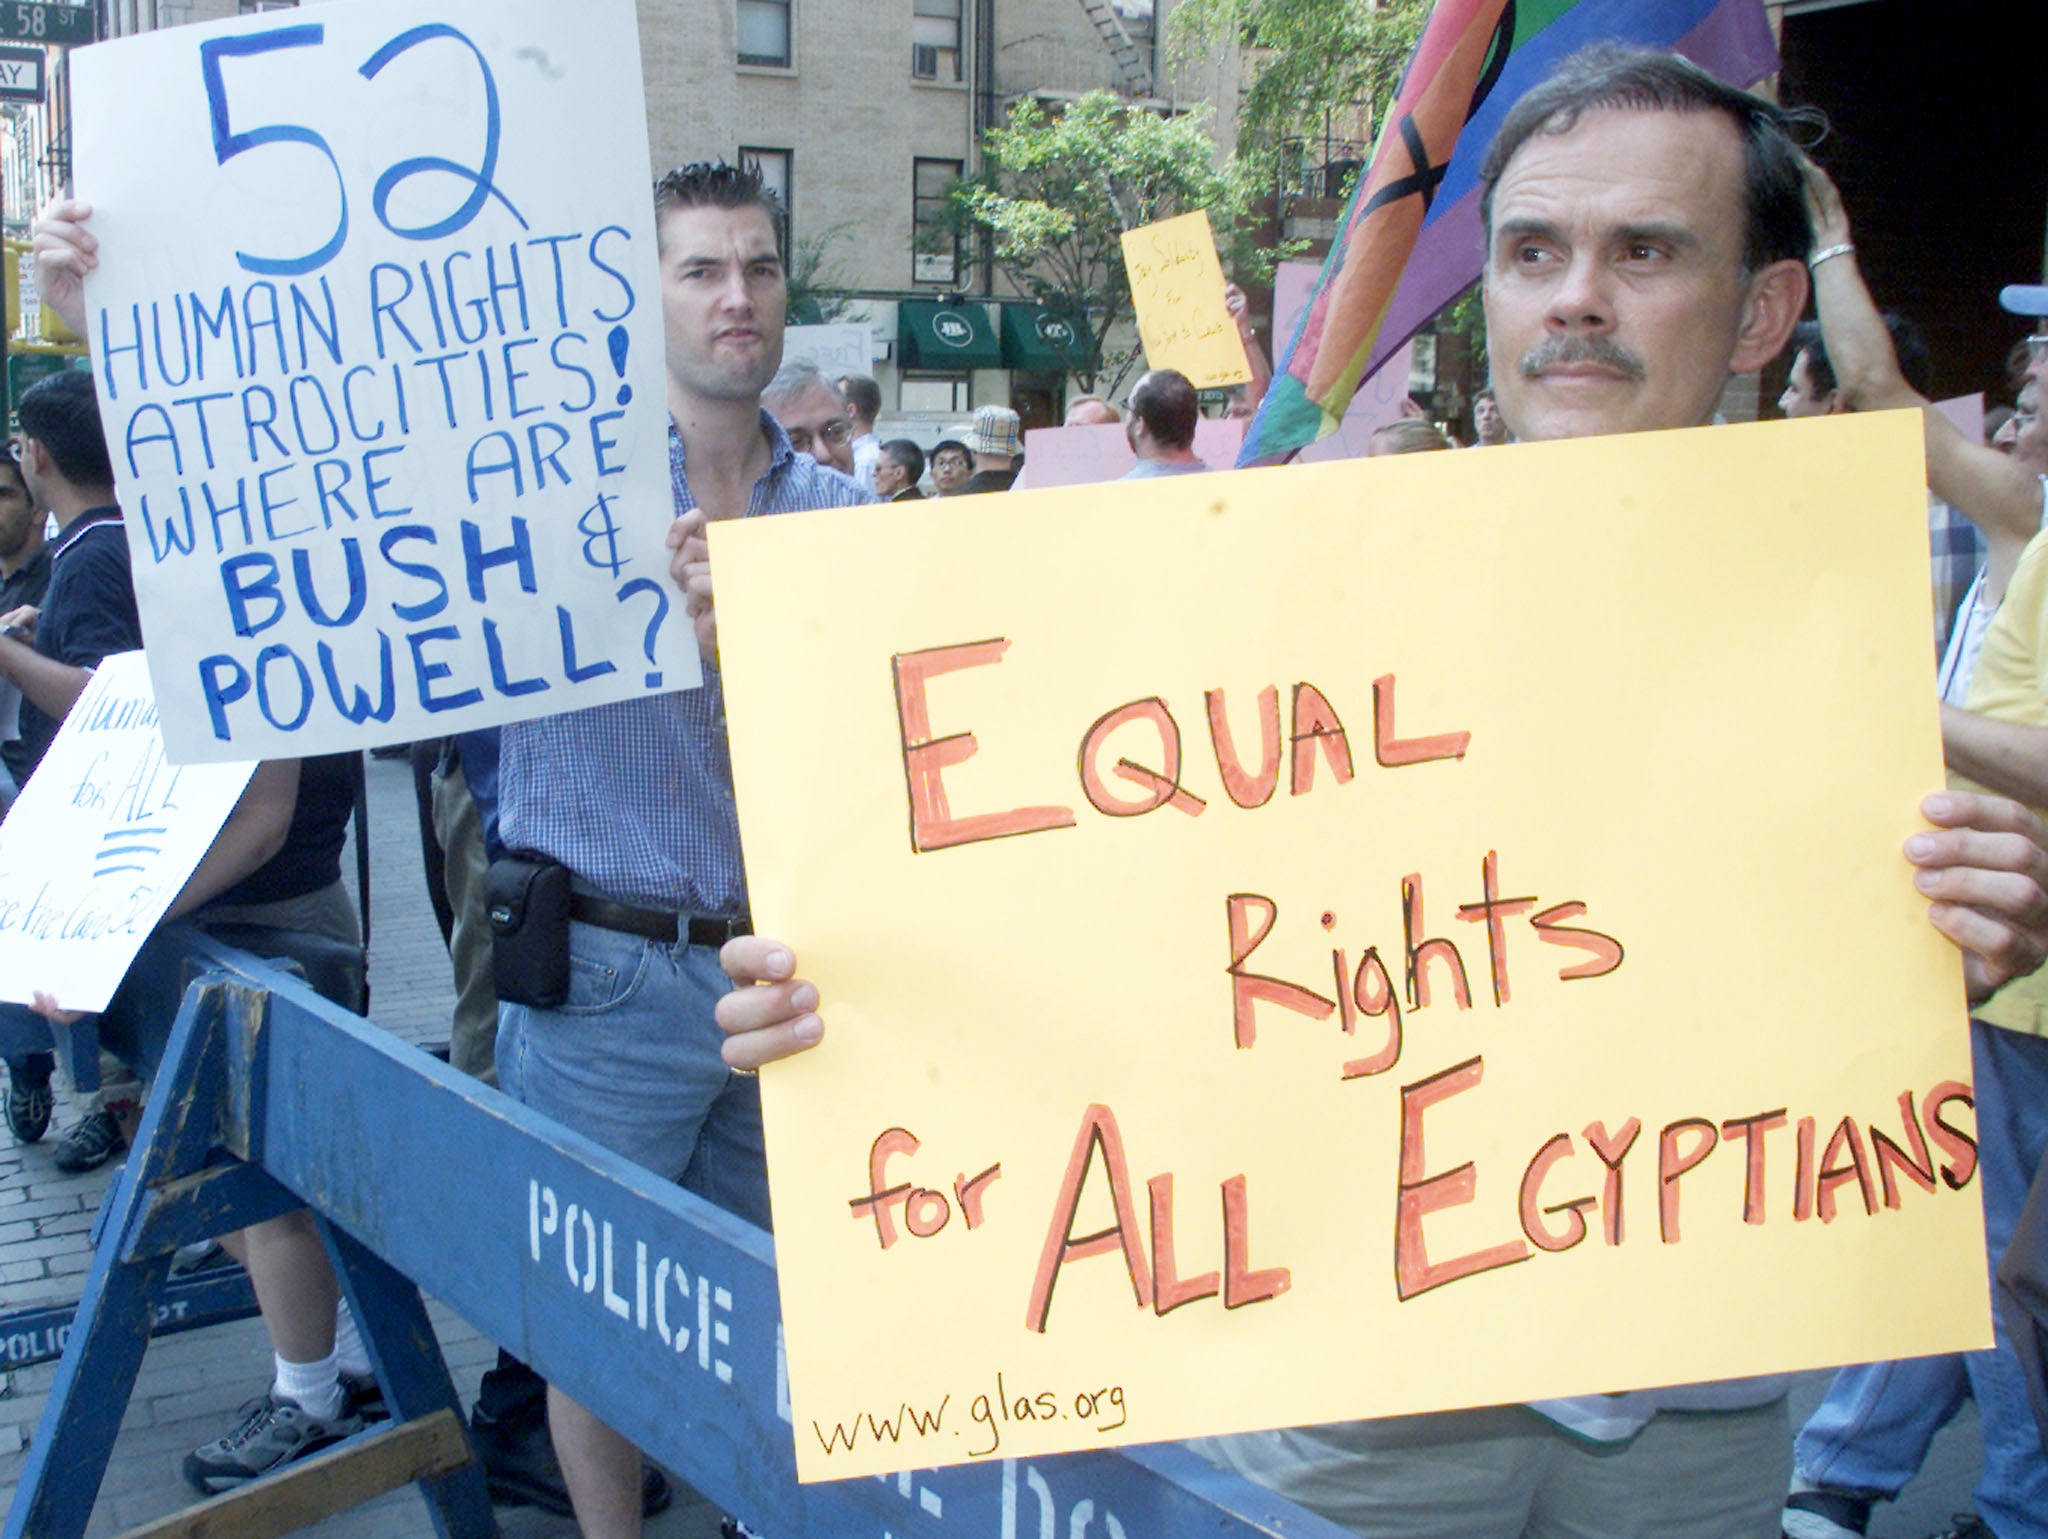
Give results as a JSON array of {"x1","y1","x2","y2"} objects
[
  {"x1": 912, "y1": 0, "x2": 962, "y2": 82},
  {"x1": 738, "y1": 0, "x2": 791, "y2": 67},
  {"x1": 240, "y1": 0, "x2": 301, "y2": 10},
  {"x1": 912, "y1": 157, "x2": 961, "y2": 285},
  {"x1": 901, "y1": 377, "x2": 971, "y2": 415},
  {"x1": 741, "y1": 147, "x2": 792, "y2": 254}
]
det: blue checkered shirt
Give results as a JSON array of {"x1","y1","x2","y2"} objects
[
  {"x1": 1930, "y1": 494, "x2": 1985, "y2": 661},
  {"x1": 497, "y1": 414, "x2": 870, "y2": 912}
]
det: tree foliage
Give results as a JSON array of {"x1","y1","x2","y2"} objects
[
  {"x1": 949, "y1": 92, "x2": 1273, "y2": 393},
  {"x1": 1168, "y1": 0, "x2": 1430, "y2": 187},
  {"x1": 784, "y1": 221, "x2": 867, "y2": 326}
]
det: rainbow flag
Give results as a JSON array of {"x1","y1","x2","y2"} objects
[{"x1": 1238, "y1": 0, "x2": 1778, "y2": 464}]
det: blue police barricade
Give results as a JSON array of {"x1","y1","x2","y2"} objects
[{"x1": 4, "y1": 935, "x2": 1354, "y2": 1539}]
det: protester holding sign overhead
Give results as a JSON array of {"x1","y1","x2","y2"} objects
[
  {"x1": 25, "y1": 198, "x2": 382, "y2": 1493},
  {"x1": 64, "y1": 0, "x2": 689, "y2": 767},
  {"x1": 710, "y1": 45, "x2": 2048, "y2": 1535}
]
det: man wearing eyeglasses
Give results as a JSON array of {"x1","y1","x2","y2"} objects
[
  {"x1": 2006, "y1": 286, "x2": 2048, "y2": 397},
  {"x1": 763, "y1": 361, "x2": 861, "y2": 480}
]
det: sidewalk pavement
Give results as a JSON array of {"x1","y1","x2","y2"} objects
[
  {"x1": 0, "y1": 754, "x2": 724, "y2": 1538},
  {"x1": 0, "y1": 756, "x2": 1988, "y2": 1537}
]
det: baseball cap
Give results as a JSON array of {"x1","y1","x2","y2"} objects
[{"x1": 2000, "y1": 285, "x2": 2048, "y2": 318}]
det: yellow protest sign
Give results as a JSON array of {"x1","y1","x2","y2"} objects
[
  {"x1": 1119, "y1": 210, "x2": 1251, "y2": 387},
  {"x1": 711, "y1": 412, "x2": 1985, "y2": 1483}
]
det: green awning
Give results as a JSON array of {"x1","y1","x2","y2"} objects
[
  {"x1": 898, "y1": 301, "x2": 1001, "y2": 370},
  {"x1": 999, "y1": 303, "x2": 1096, "y2": 375}
]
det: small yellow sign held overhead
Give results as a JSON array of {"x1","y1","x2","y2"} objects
[
  {"x1": 711, "y1": 411, "x2": 1984, "y2": 1483},
  {"x1": 1120, "y1": 209, "x2": 1251, "y2": 388}
]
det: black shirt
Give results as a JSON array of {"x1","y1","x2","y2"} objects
[
  {"x1": 206, "y1": 753, "x2": 358, "y2": 909},
  {"x1": 17, "y1": 508, "x2": 140, "y2": 781},
  {"x1": 0, "y1": 542, "x2": 53, "y2": 618},
  {"x1": 959, "y1": 466, "x2": 1018, "y2": 495},
  {"x1": 0, "y1": 541, "x2": 54, "y2": 787}
]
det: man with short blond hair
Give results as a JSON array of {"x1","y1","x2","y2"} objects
[
  {"x1": 498, "y1": 159, "x2": 867, "y2": 1539},
  {"x1": 838, "y1": 372, "x2": 883, "y2": 491}
]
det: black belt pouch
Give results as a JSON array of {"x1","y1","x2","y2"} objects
[{"x1": 487, "y1": 855, "x2": 572, "y2": 1009}]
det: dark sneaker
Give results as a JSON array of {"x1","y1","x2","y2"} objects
[
  {"x1": 721, "y1": 1520, "x2": 767, "y2": 1538},
  {"x1": 1927, "y1": 1519, "x2": 1991, "y2": 1539},
  {"x1": 182, "y1": 1392, "x2": 364, "y2": 1494},
  {"x1": 5, "y1": 1068, "x2": 51, "y2": 1144},
  {"x1": 340, "y1": 1369, "x2": 388, "y2": 1424},
  {"x1": 469, "y1": 1407, "x2": 670, "y2": 1515},
  {"x1": 52, "y1": 1109, "x2": 127, "y2": 1173}
]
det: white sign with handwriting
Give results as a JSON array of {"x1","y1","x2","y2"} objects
[
  {"x1": 72, "y1": 0, "x2": 691, "y2": 765},
  {"x1": 0, "y1": 653, "x2": 255, "y2": 1012}
]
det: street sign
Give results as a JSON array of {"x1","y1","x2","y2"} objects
[
  {"x1": 0, "y1": 44, "x2": 43, "y2": 101},
  {"x1": 0, "y1": 4, "x2": 93, "y2": 48}
]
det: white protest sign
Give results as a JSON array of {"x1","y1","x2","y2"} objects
[
  {"x1": 781, "y1": 324, "x2": 872, "y2": 381},
  {"x1": 0, "y1": 654, "x2": 255, "y2": 1012},
  {"x1": 72, "y1": 0, "x2": 692, "y2": 765}
]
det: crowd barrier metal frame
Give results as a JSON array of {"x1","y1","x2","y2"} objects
[{"x1": 3, "y1": 935, "x2": 1354, "y2": 1539}]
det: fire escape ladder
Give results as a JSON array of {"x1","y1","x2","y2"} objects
[{"x1": 1074, "y1": 0, "x2": 1153, "y2": 97}]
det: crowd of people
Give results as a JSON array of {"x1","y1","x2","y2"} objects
[{"x1": 0, "y1": 36, "x2": 2046, "y2": 1539}]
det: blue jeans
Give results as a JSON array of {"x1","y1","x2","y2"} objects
[
  {"x1": 1794, "y1": 1021, "x2": 2048, "y2": 1537},
  {"x1": 496, "y1": 922, "x2": 769, "y2": 1230}
]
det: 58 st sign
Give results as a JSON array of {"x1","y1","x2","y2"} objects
[{"x1": 0, "y1": 4, "x2": 95, "y2": 48}]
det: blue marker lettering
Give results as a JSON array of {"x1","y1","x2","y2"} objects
[
  {"x1": 255, "y1": 643, "x2": 313, "y2": 731},
  {"x1": 461, "y1": 517, "x2": 536, "y2": 602},
  {"x1": 220, "y1": 554, "x2": 285, "y2": 637},
  {"x1": 198, "y1": 655, "x2": 252, "y2": 741},
  {"x1": 588, "y1": 410, "x2": 626, "y2": 477},
  {"x1": 124, "y1": 403, "x2": 184, "y2": 478},
  {"x1": 379, "y1": 525, "x2": 447, "y2": 621},
  {"x1": 313, "y1": 458, "x2": 359, "y2": 527},
  {"x1": 484, "y1": 617, "x2": 548, "y2": 697},
  {"x1": 588, "y1": 227, "x2": 635, "y2": 323},
  {"x1": 551, "y1": 332, "x2": 597, "y2": 413},
  {"x1": 363, "y1": 446, "x2": 411, "y2": 518},
  {"x1": 318, "y1": 633, "x2": 396, "y2": 725},
  {"x1": 291, "y1": 539, "x2": 366, "y2": 627},
  {"x1": 407, "y1": 625, "x2": 482, "y2": 713},
  {"x1": 340, "y1": 365, "x2": 386, "y2": 441},
  {"x1": 369, "y1": 264, "x2": 422, "y2": 359},
  {"x1": 557, "y1": 605, "x2": 615, "y2": 683}
]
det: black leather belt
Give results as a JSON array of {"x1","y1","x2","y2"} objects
[{"x1": 568, "y1": 893, "x2": 751, "y2": 948}]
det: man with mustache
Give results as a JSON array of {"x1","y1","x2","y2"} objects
[{"x1": 709, "y1": 46, "x2": 2048, "y2": 1536}]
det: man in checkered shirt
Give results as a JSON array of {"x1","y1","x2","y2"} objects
[{"x1": 493, "y1": 159, "x2": 866, "y2": 1539}]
